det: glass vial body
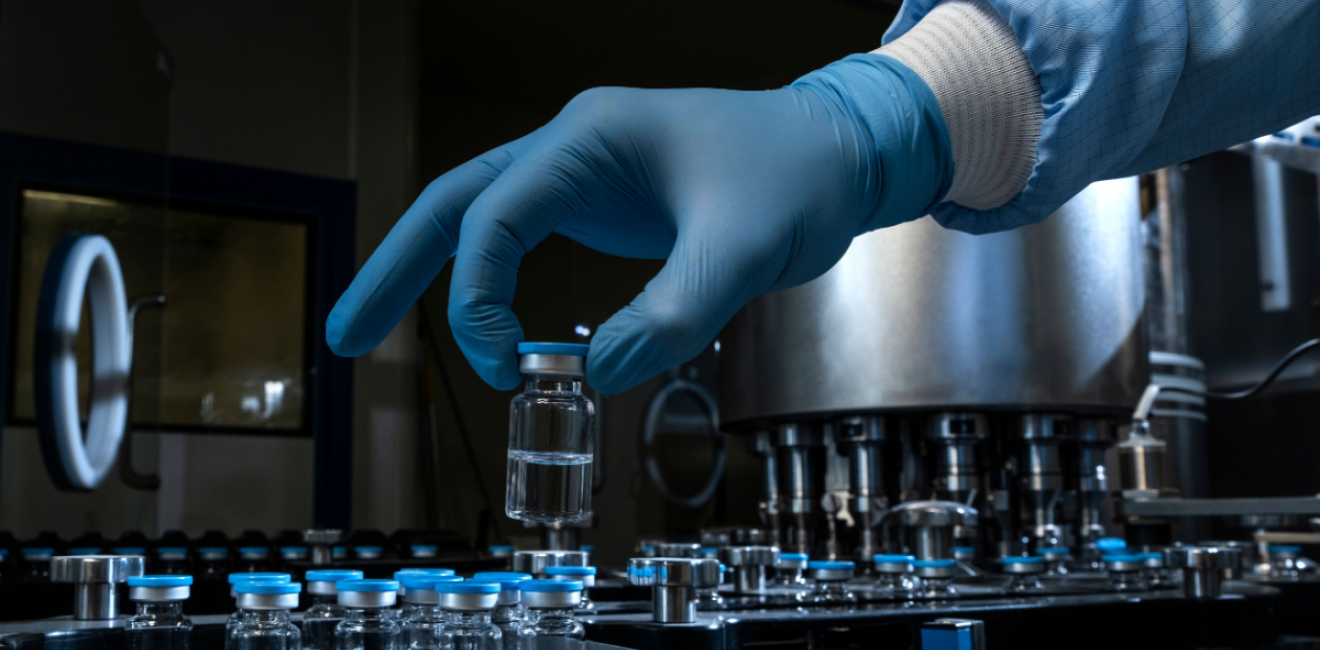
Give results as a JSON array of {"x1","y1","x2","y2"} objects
[
  {"x1": 126, "y1": 602, "x2": 192, "y2": 650},
  {"x1": 516, "y1": 608, "x2": 585, "y2": 641},
  {"x1": 126, "y1": 576, "x2": 195, "y2": 650},
  {"x1": 505, "y1": 344, "x2": 594, "y2": 524},
  {"x1": 439, "y1": 611, "x2": 502, "y2": 650},
  {"x1": 807, "y1": 562, "x2": 856, "y2": 605},
  {"x1": 230, "y1": 612, "x2": 301, "y2": 650},
  {"x1": 336, "y1": 608, "x2": 400, "y2": 650},
  {"x1": 401, "y1": 606, "x2": 445, "y2": 650},
  {"x1": 127, "y1": 602, "x2": 193, "y2": 650},
  {"x1": 304, "y1": 595, "x2": 349, "y2": 650}
]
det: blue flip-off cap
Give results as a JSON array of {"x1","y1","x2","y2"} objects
[
  {"x1": 808, "y1": 560, "x2": 855, "y2": 570},
  {"x1": 306, "y1": 570, "x2": 363, "y2": 582},
  {"x1": 129, "y1": 575, "x2": 193, "y2": 587},
  {"x1": 437, "y1": 581, "x2": 500, "y2": 594},
  {"x1": 545, "y1": 566, "x2": 596, "y2": 576},
  {"x1": 235, "y1": 581, "x2": 301, "y2": 594},
  {"x1": 1096, "y1": 537, "x2": 1127, "y2": 551},
  {"x1": 337, "y1": 579, "x2": 399, "y2": 592},
  {"x1": 1001, "y1": 556, "x2": 1044, "y2": 564},
  {"x1": 520, "y1": 579, "x2": 582, "y2": 592},
  {"x1": 229, "y1": 572, "x2": 291, "y2": 584},
  {"x1": 516, "y1": 342, "x2": 589, "y2": 356},
  {"x1": 874, "y1": 554, "x2": 915, "y2": 563}
]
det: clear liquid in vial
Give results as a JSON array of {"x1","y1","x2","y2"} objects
[{"x1": 505, "y1": 450, "x2": 592, "y2": 523}]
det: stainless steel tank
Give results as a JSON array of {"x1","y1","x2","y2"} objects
[{"x1": 721, "y1": 178, "x2": 1148, "y2": 429}]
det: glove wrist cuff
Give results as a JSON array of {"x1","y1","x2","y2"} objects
[{"x1": 878, "y1": 0, "x2": 1042, "y2": 212}]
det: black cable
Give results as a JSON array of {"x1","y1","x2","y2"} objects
[
  {"x1": 1162, "y1": 338, "x2": 1320, "y2": 400},
  {"x1": 416, "y1": 303, "x2": 503, "y2": 539}
]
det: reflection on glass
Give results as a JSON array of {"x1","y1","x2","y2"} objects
[{"x1": 10, "y1": 188, "x2": 309, "y2": 431}]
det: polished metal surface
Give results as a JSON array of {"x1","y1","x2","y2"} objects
[
  {"x1": 513, "y1": 550, "x2": 589, "y2": 576},
  {"x1": 542, "y1": 524, "x2": 582, "y2": 551},
  {"x1": 626, "y1": 558, "x2": 713, "y2": 623},
  {"x1": 890, "y1": 501, "x2": 978, "y2": 561},
  {"x1": 838, "y1": 416, "x2": 887, "y2": 560},
  {"x1": 1076, "y1": 418, "x2": 1116, "y2": 547},
  {"x1": 655, "y1": 543, "x2": 702, "y2": 558},
  {"x1": 1015, "y1": 414, "x2": 1072, "y2": 544},
  {"x1": 303, "y1": 529, "x2": 341, "y2": 566},
  {"x1": 522, "y1": 589, "x2": 580, "y2": 610},
  {"x1": 236, "y1": 592, "x2": 300, "y2": 610},
  {"x1": 1176, "y1": 547, "x2": 1226, "y2": 599},
  {"x1": 927, "y1": 413, "x2": 985, "y2": 501},
  {"x1": 747, "y1": 432, "x2": 782, "y2": 540},
  {"x1": 721, "y1": 178, "x2": 1147, "y2": 427},
  {"x1": 775, "y1": 423, "x2": 822, "y2": 554},
  {"x1": 340, "y1": 590, "x2": 396, "y2": 609},
  {"x1": 892, "y1": 501, "x2": 977, "y2": 528},
  {"x1": 719, "y1": 546, "x2": 779, "y2": 594},
  {"x1": 50, "y1": 555, "x2": 144, "y2": 620},
  {"x1": 1119, "y1": 430, "x2": 1168, "y2": 497},
  {"x1": 519, "y1": 353, "x2": 585, "y2": 377}
]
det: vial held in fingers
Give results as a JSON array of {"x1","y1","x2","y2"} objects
[{"x1": 506, "y1": 343, "x2": 594, "y2": 524}]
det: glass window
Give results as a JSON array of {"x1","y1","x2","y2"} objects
[{"x1": 9, "y1": 187, "x2": 311, "y2": 432}]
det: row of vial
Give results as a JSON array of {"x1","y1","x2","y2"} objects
[
  {"x1": 124, "y1": 567, "x2": 599, "y2": 650},
  {"x1": 762, "y1": 546, "x2": 1170, "y2": 602}
]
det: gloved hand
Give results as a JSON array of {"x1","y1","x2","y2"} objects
[{"x1": 326, "y1": 53, "x2": 952, "y2": 394}]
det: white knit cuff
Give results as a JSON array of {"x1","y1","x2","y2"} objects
[{"x1": 877, "y1": 0, "x2": 1042, "y2": 211}]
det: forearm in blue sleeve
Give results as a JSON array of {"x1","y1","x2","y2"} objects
[{"x1": 883, "y1": 0, "x2": 1320, "y2": 234}]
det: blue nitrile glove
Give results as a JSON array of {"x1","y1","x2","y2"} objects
[{"x1": 326, "y1": 53, "x2": 952, "y2": 394}]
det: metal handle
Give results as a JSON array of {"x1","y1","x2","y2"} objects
[
  {"x1": 628, "y1": 558, "x2": 720, "y2": 624},
  {"x1": 718, "y1": 545, "x2": 779, "y2": 594},
  {"x1": 303, "y1": 529, "x2": 342, "y2": 566},
  {"x1": 50, "y1": 555, "x2": 144, "y2": 620}
]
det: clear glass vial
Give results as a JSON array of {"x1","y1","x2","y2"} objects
[
  {"x1": 473, "y1": 573, "x2": 532, "y2": 650},
  {"x1": 545, "y1": 566, "x2": 596, "y2": 611},
  {"x1": 156, "y1": 547, "x2": 191, "y2": 576},
  {"x1": 872, "y1": 555, "x2": 918, "y2": 596},
  {"x1": 1103, "y1": 555, "x2": 1150, "y2": 592},
  {"x1": 506, "y1": 342, "x2": 595, "y2": 524},
  {"x1": 437, "y1": 581, "x2": 503, "y2": 650},
  {"x1": 394, "y1": 570, "x2": 458, "y2": 621},
  {"x1": 1137, "y1": 552, "x2": 1169, "y2": 587},
  {"x1": 302, "y1": 570, "x2": 364, "y2": 650},
  {"x1": 398, "y1": 578, "x2": 448, "y2": 650},
  {"x1": 335, "y1": 579, "x2": 402, "y2": 650},
  {"x1": 1000, "y1": 556, "x2": 1045, "y2": 592},
  {"x1": 126, "y1": 575, "x2": 194, "y2": 650},
  {"x1": 772, "y1": 553, "x2": 811, "y2": 591},
  {"x1": 237, "y1": 547, "x2": 272, "y2": 573},
  {"x1": 913, "y1": 559, "x2": 959, "y2": 599},
  {"x1": 1269, "y1": 545, "x2": 1304, "y2": 580},
  {"x1": 227, "y1": 573, "x2": 293, "y2": 639},
  {"x1": 807, "y1": 561, "x2": 856, "y2": 604},
  {"x1": 516, "y1": 579, "x2": 585, "y2": 641},
  {"x1": 198, "y1": 547, "x2": 231, "y2": 581},
  {"x1": 226, "y1": 581, "x2": 302, "y2": 650},
  {"x1": 1034, "y1": 547, "x2": 1071, "y2": 576}
]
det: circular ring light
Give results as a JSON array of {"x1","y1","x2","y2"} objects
[{"x1": 34, "y1": 234, "x2": 131, "y2": 491}]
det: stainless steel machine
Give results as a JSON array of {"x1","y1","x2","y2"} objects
[{"x1": 721, "y1": 178, "x2": 1146, "y2": 562}]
